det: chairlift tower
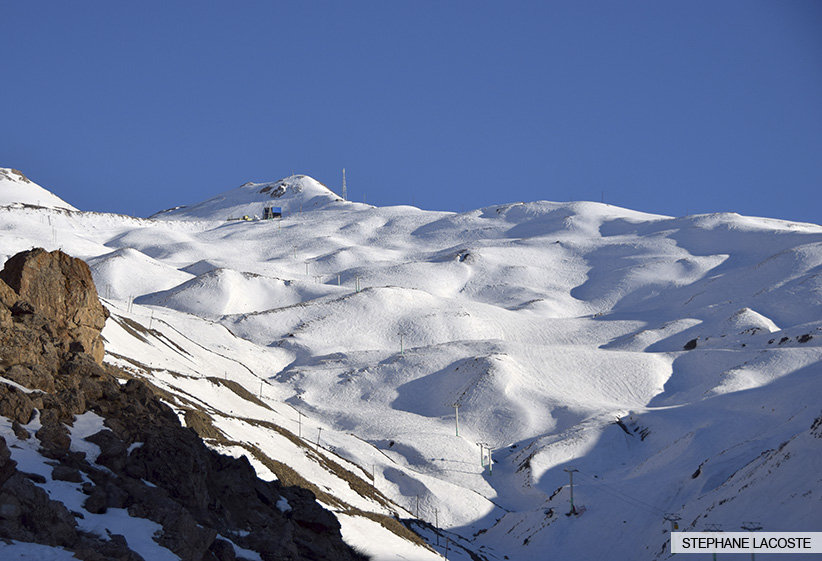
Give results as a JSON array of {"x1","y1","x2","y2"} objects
[
  {"x1": 705, "y1": 524, "x2": 722, "y2": 561},
  {"x1": 742, "y1": 523, "x2": 763, "y2": 561},
  {"x1": 664, "y1": 513, "x2": 681, "y2": 534},
  {"x1": 564, "y1": 467, "x2": 579, "y2": 515}
]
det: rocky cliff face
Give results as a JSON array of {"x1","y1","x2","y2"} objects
[
  {"x1": 0, "y1": 249, "x2": 367, "y2": 561},
  {"x1": 0, "y1": 248, "x2": 108, "y2": 364}
]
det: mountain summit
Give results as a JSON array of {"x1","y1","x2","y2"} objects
[{"x1": 150, "y1": 175, "x2": 344, "y2": 221}]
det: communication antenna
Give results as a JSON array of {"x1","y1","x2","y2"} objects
[{"x1": 342, "y1": 168, "x2": 347, "y2": 201}]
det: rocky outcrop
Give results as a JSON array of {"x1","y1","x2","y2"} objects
[
  {"x1": 0, "y1": 248, "x2": 368, "y2": 561},
  {"x1": 0, "y1": 248, "x2": 108, "y2": 363}
]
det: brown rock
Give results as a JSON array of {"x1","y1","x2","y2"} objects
[
  {"x1": 0, "y1": 309, "x2": 62, "y2": 368},
  {"x1": 82, "y1": 486, "x2": 108, "y2": 514},
  {"x1": 0, "y1": 472, "x2": 79, "y2": 547},
  {"x1": 0, "y1": 385, "x2": 36, "y2": 424},
  {"x1": 11, "y1": 420, "x2": 30, "y2": 440},
  {"x1": 207, "y1": 539, "x2": 237, "y2": 561},
  {"x1": 52, "y1": 465, "x2": 83, "y2": 483},
  {"x1": 35, "y1": 410, "x2": 72, "y2": 453},
  {"x1": 0, "y1": 436, "x2": 18, "y2": 487},
  {"x1": 3, "y1": 363, "x2": 56, "y2": 393},
  {"x1": 0, "y1": 277, "x2": 16, "y2": 309},
  {"x1": 0, "y1": 248, "x2": 108, "y2": 363},
  {"x1": 0, "y1": 303, "x2": 10, "y2": 329}
]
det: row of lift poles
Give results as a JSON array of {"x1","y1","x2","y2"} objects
[
  {"x1": 451, "y1": 389, "x2": 770, "y2": 558},
  {"x1": 476, "y1": 444, "x2": 764, "y2": 561}
]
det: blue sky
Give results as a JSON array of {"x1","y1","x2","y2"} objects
[{"x1": 3, "y1": 1, "x2": 821, "y2": 223}]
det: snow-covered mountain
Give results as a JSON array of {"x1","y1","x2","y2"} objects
[
  {"x1": 1, "y1": 168, "x2": 820, "y2": 560},
  {"x1": 149, "y1": 175, "x2": 345, "y2": 221},
  {"x1": 0, "y1": 168, "x2": 76, "y2": 211}
]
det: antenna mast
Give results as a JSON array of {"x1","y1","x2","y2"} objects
[{"x1": 342, "y1": 168, "x2": 347, "y2": 201}]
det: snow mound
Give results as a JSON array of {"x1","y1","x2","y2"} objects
[
  {"x1": 150, "y1": 175, "x2": 343, "y2": 221},
  {"x1": 88, "y1": 248, "x2": 195, "y2": 301},
  {"x1": 723, "y1": 307, "x2": 779, "y2": 334},
  {"x1": 0, "y1": 168, "x2": 77, "y2": 211},
  {"x1": 137, "y1": 268, "x2": 340, "y2": 317}
]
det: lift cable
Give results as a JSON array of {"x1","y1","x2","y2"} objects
[{"x1": 573, "y1": 470, "x2": 669, "y2": 517}]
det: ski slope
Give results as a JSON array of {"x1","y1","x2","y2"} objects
[{"x1": 1, "y1": 168, "x2": 821, "y2": 560}]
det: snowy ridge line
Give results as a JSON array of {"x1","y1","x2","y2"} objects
[{"x1": 0, "y1": 201, "x2": 156, "y2": 226}]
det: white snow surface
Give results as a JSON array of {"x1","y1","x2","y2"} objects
[
  {"x1": 1, "y1": 172, "x2": 822, "y2": 560},
  {"x1": 0, "y1": 168, "x2": 77, "y2": 210}
]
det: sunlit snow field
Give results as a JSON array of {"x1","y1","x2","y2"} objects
[{"x1": 2, "y1": 170, "x2": 821, "y2": 560}]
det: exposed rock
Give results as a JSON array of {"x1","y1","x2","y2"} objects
[
  {"x1": 0, "y1": 248, "x2": 369, "y2": 560},
  {"x1": 35, "y1": 421, "x2": 72, "y2": 453},
  {"x1": 207, "y1": 538, "x2": 237, "y2": 561},
  {"x1": 0, "y1": 384, "x2": 37, "y2": 425},
  {"x1": 0, "y1": 437, "x2": 17, "y2": 487},
  {"x1": 0, "y1": 472, "x2": 78, "y2": 547},
  {"x1": 11, "y1": 421, "x2": 30, "y2": 440},
  {"x1": 4, "y1": 363, "x2": 55, "y2": 392},
  {"x1": 52, "y1": 465, "x2": 83, "y2": 483},
  {"x1": 0, "y1": 278, "x2": 17, "y2": 310},
  {"x1": 0, "y1": 248, "x2": 108, "y2": 363}
]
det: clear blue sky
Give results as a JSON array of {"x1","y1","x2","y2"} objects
[{"x1": 3, "y1": 1, "x2": 821, "y2": 223}]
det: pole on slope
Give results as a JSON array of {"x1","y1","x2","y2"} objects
[
  {"x1": 741, "y1": 522, "x2": 762, "y2": 561},
  {"x1": 316, "y1": 427, "x2": 323, "y2": 451},
  {"x1": 452, "y1": 404, "x2": 460, "y2": 437},
  {"x1": 564, "y1": 467, "x2": 578, "y2": 515},
  {"x1": 342, "y1": 168, "x2": 347, "y2": 201},
  {"x1": 705, "y1": 524, "x2": 722, "y2": 561},
  {"x1": 488, "y1": 447, "x2": 493, "y2": 475}
]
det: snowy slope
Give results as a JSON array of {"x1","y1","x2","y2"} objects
[
  {"x1": 1, "y1": 171, "x2": 821, "y2": 560},
  {"x1": 0, "y1": 168, "x2": 77, "y2": 210}
]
